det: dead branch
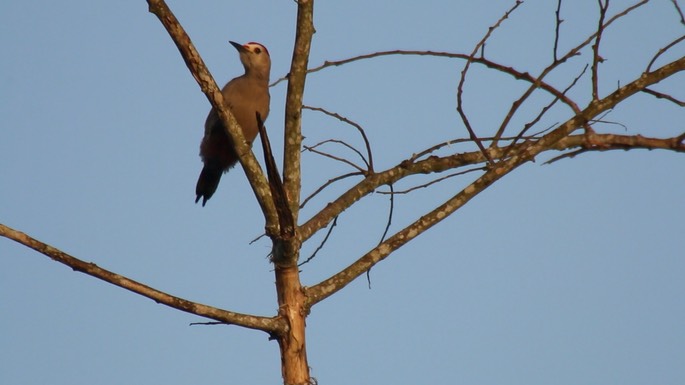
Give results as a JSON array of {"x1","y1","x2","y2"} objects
[
  {"x1": 298, "y1": 55, "x2": 685, "y2": 246},
  {"x1": 303, "y1": 140, "x2": 368, "y2": 172},
  {"x1": 409, "y1": 138, "x2": 474, "y2": 161},
  {"x1": 376, "y1": 167, "x2": 486, "y2": 195},
  {"x1": 300, "y1": 128, "x2": 685, "y2": 246},
  {"x1": 642, "y1": 88, "x2": 685, "y2": 106},
  {"x1": 378, "y1": 184, "x2": 394, "y2": 244},
  {"x1": 554, "y1": 0, "x2": 564, "y2": 62},
  {"x1": 457, "y1": 0, "x2": 524, "y2": 164},
  {"x1": 492, "y1": 1, "x2": 649, "y2": 146},
  {"x1": 257, "y1": 114, "x2": 295, "y2": 240},
  {"x1": 0, "y1": 223, "x2": 284, "y2": 333},
  {"x1": 646, "y1": 35, "x2": 685, "y2": 72},
  {"x1": 282, "y1": 0, "x2": 315, "y2": 228},
  {"x1": 300, "y1": 172, "x2": 364, "y2": 209},
  {"x1": 548, "y1": 132, "x2": 685, "y2": 164},
  {"x1": 410, "y1": 132, "x2": 550, "y2": 161},
  {"x1": 146, "y1": 0, "x2": 278, "y2": 232},
  {"x1": 276, "y1": 51, "x2": 582, "y2": 116},
  {"x1": 303, "y1": 105, "x2": 374, "y2": 171},
  {"x1": 304, "y1": 56, "x2": 685, "y2": 307},
  {"x1": 592, "y1": 0, "x2": 609, "y2": 101},
  {"x1": 299, "y1": 216, "x2": 338, "y2": 267},
  {"x1": 501, "y1": 64, "x2": 589, "y2": 159}
]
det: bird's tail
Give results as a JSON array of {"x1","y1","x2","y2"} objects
[{"x1": 195, "y1": 164, "x2": 223, "y2": 206}]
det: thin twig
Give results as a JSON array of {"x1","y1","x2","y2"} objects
[
  {"x1": 271, "y1": 50, "x2": 477, "y2": 87},
  {"x1": 303, "y1": 141, "x2": 367, "y2": 172},
  {"x1": 501, "y1": 64, "x2": 589, "y2": 159},
  {"x1": 592, "y1": 0, "x2": 609, "y2": 101},
  {"x1": 378, "y1": 184, "x2": 394, "y2": 244},
  {"x1": 490, "y1": 1, "x2": 590, "y2": 147},
  {"x1": 409, "y1": 138, "x2": 474, "y2": 161},
  {"x1": 493, "y1": 0, "x2": 645, "y2": 147},
  {"x1": 410, "y1": 134, "x2": 544, "y2": 162},
  {"x1": 276, "y1": 1, "x2": 649, "y2": 89},
  {"x1": 529, "y1": 122, "x2": 560, "y2": 138},
  {"x1": 646, "y1": 35, "x2": 685, "y2": 72},
  {"x1": 303, "y1": 105, "x2": 374, "y2": 172},
  {"x1": 190, "y1": 321, "x2": 228, "y2": 326},
  {"x1": 544, "y1": 148, "x2": 591, "y2": 164},
  {"x1": 299, "y1": 217, "x2": 338, "y2": 267},
  {"x1": 284, "y1": 50, "x2": 583, "y2": 116},
  {"x1": 642, "y1": 88, "x2": 685, "y2": 106},
  {"x1": 249, "y1": 233, "x2": 267, "y2": 245},
  {"x1": 559, "y1": 0, "x2": 649, "y2": 66},
  {"x1": 554, "y1": 0, "x2": 564, "y2": 62},
  {"x1": 457, "y1": 0, "x2": 524, "y2": 164},
  {"x1": 300, "y1": 172, "x2": 364, "y2": 209},
  {"x1": 589, "y1": 110, "x2": 628, "y2": 131},
  {"x1": 377, "y1": 167, "x2": 486, "y2": 195}
]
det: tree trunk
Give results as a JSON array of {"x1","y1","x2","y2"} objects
[{"x1": 275, "y1": 260, "x2": 310, "y2": 385}]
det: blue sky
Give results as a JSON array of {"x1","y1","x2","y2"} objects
[{"x1": 2, "y1": 1, "x2": 684, "y2": 384}]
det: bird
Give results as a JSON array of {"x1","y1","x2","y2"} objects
[{"x1": 195, "y1": 41, "x2": 271, "y2": 206}]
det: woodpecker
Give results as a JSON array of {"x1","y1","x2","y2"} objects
[{"x1": 195, "y1": 41, "x2": 271, "y2": 206}]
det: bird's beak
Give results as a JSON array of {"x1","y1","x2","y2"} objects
[{"x1": 229, "y1": 41, "x2": 247, "y2": 53}]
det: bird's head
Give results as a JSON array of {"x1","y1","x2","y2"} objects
[{"x1": 230, "y1": 41, "x2": 271, "y2": 80}]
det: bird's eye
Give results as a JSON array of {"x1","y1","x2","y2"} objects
[{"x1": 254, "y1": 47, "x2": 262, "y2": 54}]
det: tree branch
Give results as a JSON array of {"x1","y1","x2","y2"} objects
[
  {"x1": 274, "y1": 50, "x2": 583, "y2": 115},
  {"x1": 298, "y1": 56, "x2": 685, "y2": 248},
  {"x1": 303, "y1": 140, "x2": 368, "y2": 172},
  {"x1": 0, "y1": 223, "x2": 284, "y2": 334},
  {"x1": 298, "y1": 216, "x2": 338, "y2": 267},
  {"x1": 642, "y1": 87, "x2": 685, "y2": 106},
  {"x1": 257, "y1": 114, "x2": 295, "y2": 240},
  {"x1": 303, "y1": 105, "x2": 374, "y2": 172},
  {"x1": 299, "y1": 128, "x2": 684, "y2": 248},
  {"x1": 547, "y1": 131, "x2": 685, "y2": 163},
  {"x1": 300, "y1": 172, "x2": 364, "y2": 209},
  {"x1": 592, "y1": 0, "x2": 609, "y2": 101},
  {"x1": 554, "y1": 0, "x2": 564, "y2": 62},
  {"x1": 146, "y1": 0, "x2": 278, "y2": 233},
  {"x1": 457, "y1": 0, "x2": 524, "y2": 164},
  {"x1": 646, "y1": 35, "x2": 685, "y2": 73},
  {"x1": 282, "y1": 0, "x2": 315, "y2": 228},
  {"x1": 305, "y1": 56, "x2": 685, "y2": 306}
]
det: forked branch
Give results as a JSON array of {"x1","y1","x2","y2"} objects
[{"x1": 299, "y1": 55, "x2": 685, "y2": 282}]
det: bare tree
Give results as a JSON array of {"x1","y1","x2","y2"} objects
[{"x1": 2, "y1": 0, "x2": 684, "y2": 384}]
